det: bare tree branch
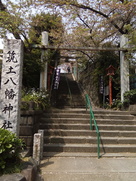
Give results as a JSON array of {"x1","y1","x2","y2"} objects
[
  {"x1": 48, "y1": 1, "x2": 130, "y2": 34},
  {"x1": 77, "y1": 13, "x2": 91, "y2": 29},
  {"x1": 79, "y1": 50, "x2": 95, "y2": 63}
]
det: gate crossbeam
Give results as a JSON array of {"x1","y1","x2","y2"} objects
[{"x1": 32, "y1": 45, "x2": 135, "y2": 52}]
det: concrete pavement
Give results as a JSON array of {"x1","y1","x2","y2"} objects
[{"x1": 37, "y1": 156, "x2": 136, "y2": 181}]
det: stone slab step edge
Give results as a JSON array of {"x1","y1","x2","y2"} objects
[
  {"x1": 43, "y1": 152, "x2": 136, "y2": 158},
  {"x1": 44, "y1": 136, "x2": 136, "y2": 144},
  {"x1": 42, "y1": 114, "x2": 133, "y2": 120},
  {"x1": 43, "y1": 143, "x2": 136, "y2": 153},
  {"x1": 40, "y1": 118, "x2": 136, "y2": 125},
  {"x1": 40, "y1": 123, "x2": 136, "y2": 130},
  {"x1": 44, "y1": 109, "x2": 131, "y2": 115},
  {"x1": 44, "y1": 129, "x2": 136, "y2": 137}
]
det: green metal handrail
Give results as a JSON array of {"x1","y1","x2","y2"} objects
[{"x1": 85, "y1": 94, "x2": 100, "y2": 159}]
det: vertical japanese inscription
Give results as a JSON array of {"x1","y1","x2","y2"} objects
[
  {"x1": 53, "y1": 68, "x2": 60, "y2": 90},
  {"x1": 0, "y1": 39, "x2": 23, "y2": 135}
]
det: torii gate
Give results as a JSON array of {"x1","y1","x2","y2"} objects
[{"x1": 37, "y1": 32, "x2": 134, "y2": 102}]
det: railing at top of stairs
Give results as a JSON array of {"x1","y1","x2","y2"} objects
[{"x1": 85, "y1": 94, "x2": 100, "y2": 159}]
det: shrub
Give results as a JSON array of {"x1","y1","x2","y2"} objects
[
  {"x1": 124, "y1": 89, "x2": 136, "y2": 105},
  {"x1": 0, "y1": 128, "x2": 24, "y2": 175},
  {"x1": 108, "y1": 90, "x2": 136, "y2": 110},
  {"x1": 111, "y1": 99, "x2": 123, "y2": 110},
  {"x1": 21, "y1": 88, "x2": 50, "y2": 110}
]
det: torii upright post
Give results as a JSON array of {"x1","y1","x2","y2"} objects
[
  {"x1": 120, "y1": 35, "x2": 130, "y2": 102},
  {"x1": 40, "y1": 31, "x2": 48, "y2": 90}
]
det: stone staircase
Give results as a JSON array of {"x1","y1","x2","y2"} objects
[
  {"x1": 55, "y1": 73, "x2": 85, "y2": 108},
  {"x1": 40, "y1": 108, "x2": 136, "y2": 157},
  {"x1": 39, "y1": 73, "x2": 136, "y2": 157}
]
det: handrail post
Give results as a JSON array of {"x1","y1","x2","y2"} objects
[
  {"x1": 85, "y1": 94, "x2": 88, "y2": 111},
  {"x1": 97, "y1": 132, "x2": 100, "y2": 159},
  {"x1": 85, "y1": 94, "x2": 101, "y2": 159},
  {"x1": 90, "y1": 111, "x2": 93, "y2": 130}
]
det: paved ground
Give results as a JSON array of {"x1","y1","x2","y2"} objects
[{"x1": 37, "y1": 156, "x2": 136, "y2": 181}]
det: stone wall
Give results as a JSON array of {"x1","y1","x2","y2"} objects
[{"x1": 19, "y1": 102, "x2": 43, "y2": 155}]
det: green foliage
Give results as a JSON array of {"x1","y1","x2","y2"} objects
[
  {"x1": 103, "y1": 100, "x2": 121, "y2": 110},
  {"x1": 115, "y1": 89, "x2": 136, "y2": 110},
  {"x1": 21, "y1": 88, "x2": 50, "y2": 110},
  {"x1": 124, "y1": 89, "x2": 136, "y2": 105},
  {"x1": 23, "y1": 12, "x2": 63, "y2": 88},
  {"x1": 92, "y1": 43, "x2": 120, "y2": 104},
  {"x1": 110, "y1": 99, "x2": 121, "y2": 110},
  {"x1": 23, "y1": 49, "x2": 42, "y2": 88},
  {"x1": 0, "y1": 129, "x2": 24, "y2": 175},
  {"x1": 0, "y1": 10, "x2": 22, "y2": 39},
  {"x1": 104, "y1": 89, "x2": 136, "y2": 110},
  {"x1": 29, "y1": 13, "x2": 64, "y2": 45},
  {"x1": 95, "y1": 43, "x2": 119, "y2": 75}
]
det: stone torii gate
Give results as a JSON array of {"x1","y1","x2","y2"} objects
[{"x1": 38, "y1": 32, "x2": 132, "y2": 102}]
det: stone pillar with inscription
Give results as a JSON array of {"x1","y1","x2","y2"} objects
[{"x1": 0, "y1": 39, "x2": 23, "y2": 135}]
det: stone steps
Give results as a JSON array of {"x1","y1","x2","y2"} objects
[
  {"x1": 44, "y1": 136, "x2": 136, "y2": 144},
  {"x1": 42, "y1": 113, "x2": 133, "y2": 120},
  {"x1": 39, "y1": 107, "x2": 136, "y2": 157},
  {"x1": 40, "y1": 73, "x2": 136, "y2": 157},
  {"x1": 40, "y1": 123, "x2": 136, "y2": 131},
  {"x1": 43, "y1": 152, "x2": 136, "y2": 158},
  {"x1": 43, "y1": 143, "x2": 136, "y2": 153},
  {"x1": 41, "y1": 118, "x2": 136, "y2": 125},
  {"x1": 43, "y1": 129, "x2": 136, "y2": 137},
  {"x1": 56, "y1": 73, "x2": 85, "y2": 108},
  {"x1": 44, "y1": 108, "x2": 131, "y2": 115}
]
